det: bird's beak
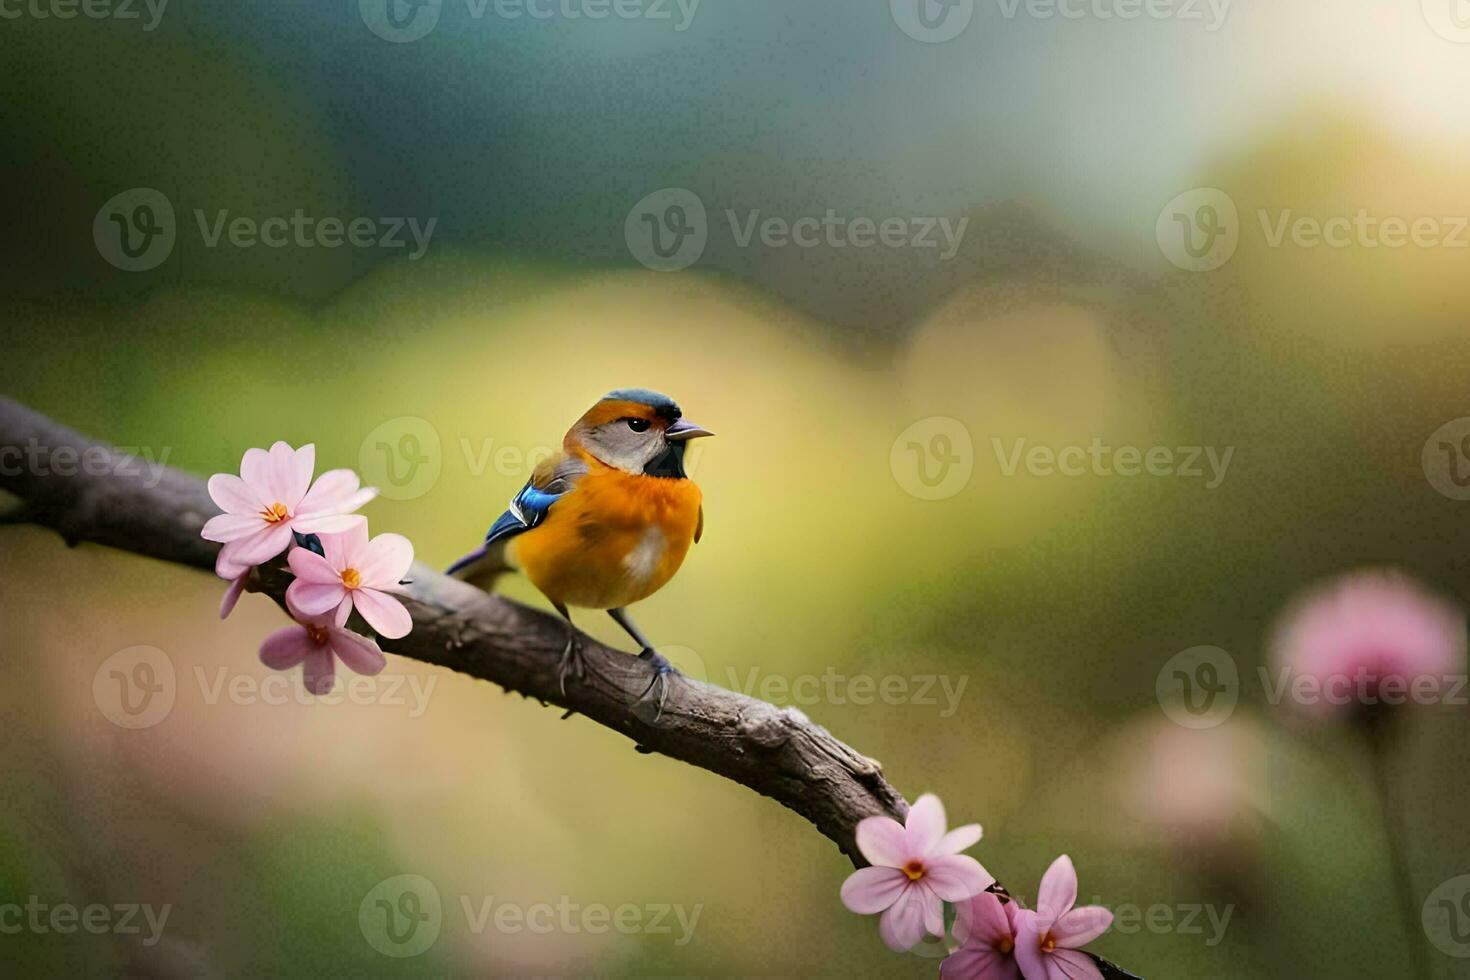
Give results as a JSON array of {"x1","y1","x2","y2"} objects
[{"x1": 665, "y1": 418, "x2": 714, "y2": 441}]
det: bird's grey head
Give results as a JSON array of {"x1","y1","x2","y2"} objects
[{"x1": 570, "y1": 389, "x2": 713, "y2": 476}]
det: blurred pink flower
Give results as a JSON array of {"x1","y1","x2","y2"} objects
[
  {"x1": 1013, "y1": 856, "x2": 1112, "y2": 980},
  {"x1": 840, "y1": 793, "x2": 994, "y2": 952},
  {"x1": 1270, "y1": 568, "x2": 1465, "y2": 719},
  {"x1": 285, "y1": 523, "x2": 414, "y2": 639},
  {"x1": 942, "y1": 891, "x2": 1021, "y2": 980},
  {"x1": 201, "y1": 441, "x2": 376, "y2": 566},
  {"x1": 260, "y1": 601, "x2": 386, "y2": 695}
]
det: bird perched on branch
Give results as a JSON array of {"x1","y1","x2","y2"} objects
[{"x1": 448, "y1": 389, "x2": 712, "y2": 711}]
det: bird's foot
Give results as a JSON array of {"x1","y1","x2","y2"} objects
[
  {"x1": 558, "y1": 630, "x2": 586, "y2": 697},
  {"x1": 632, "y1": 647, "x2": 679, "y2": 723}
]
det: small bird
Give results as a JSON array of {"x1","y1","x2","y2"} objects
[{"x1": 447, "y1": 389, "x2": 712, "y2": 709}]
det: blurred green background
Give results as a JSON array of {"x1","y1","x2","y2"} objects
[{"x1": 6, "y1": 1, "x2": 1470, "y2": 976}]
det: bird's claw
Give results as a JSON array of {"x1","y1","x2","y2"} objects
[
  {"x1": 558, "y1": 631, "x2": 586, "y2": 697},
  {"x1": 633, "y1": 647, "x2": 678, "y2": 723}
]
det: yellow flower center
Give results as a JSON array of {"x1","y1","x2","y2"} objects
[
  {"x1": 1042, "y1": 935, "x2": 1056, "y2": 953},
  {"x1": 306, "y1": 625, "x2": 329, "y2": 645},
  {"x1": 262, "y1": 501, "x2": 289, "y2": 523},
  {"x1": 340, "y1": 567, "x2": 362, "y2": 589},
  {"x1": 997, "y1": 936, "x2": 1014, "y2": 955},
  {"x1": 903, "y1": 860, "x2": 925, "y2": 881}
]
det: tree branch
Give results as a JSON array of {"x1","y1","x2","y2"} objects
[{"x1": 0, "y1": 396, "x2": 1140, "y2": 979}]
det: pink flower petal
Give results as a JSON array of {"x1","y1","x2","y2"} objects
[
  {"x1": 215, "y1": 543, "x2": 251, "y2": 580},
  {"x1": 207, "y1": 473, "x2": 263, "y2": 515},
  {"x1": 925, "y1": 853, "x2": 995, "y2": 902},
  {"x1": 335, "y1": 595, "x2": 353, "y2": 627},
  {"x1": 1035, "y1": 855, "x2": 1079, "y2": 925},
  {"x1": 264, "y1": 441, "x2": 301, "y2": 507},
  {"x1": 288, "y1": 546, "x2": 343, "y2": 585},
  {"x1": 905, "y1": 793, "x2": 947, "y2": 857},
  {"x1": 353, "y1": 587, "x2": 412, "y2": 639},
  {"x1": 302, "y1": 646, "x2": 336, "y2": 695},
  {"x1": 1051, "y1": 906, "x2": 1113, "y2": 949},
  {"x1": 1012, "y1": 910, "x2": 1046, "y2": 980},
  {"x1": 937, "y1": 822, "x2": 983, "y2": 855},
  {"x1": 239, "y1": 447, "x2": 273, "y2": 494},
  {"x1": 201, "y1": 512, "x2": 263, "y2": 544},
  {"x1": 286, "y1": 579, "x2": 347, "y2": 617},
  {"x1": 296, "y1": 468, "x2": 362, "y2": 516},
  {"x1": 284, "y1": 443, "x2": 314, "y2": 508},
  {"x1": 1045, "y1": 949, "x2": 1103, "y2": 980},
  {"x1": 328, "y1": 627, "x2": 387, "y2": 676},
  {"x1": 955, "y1": 892, "x2": 1015, "y2": 948},
  {"x1": 855, "y1": 814, "x2": 909, "y2": 867},
  {"x1": 942, "y1": 941, "x2": 1021, "y2": 980},
  {"x1": 877, "y1": 884, "x2": 927, "y2": 952},
  {"x1": 840, "y1": 866, "x2": 908, "y2": 914},
  {"x1": 920, "y1": 883, "x2": 945, "y2": 937},
  {"x1": 359, "y1": 532, "x2": 414, "y2": 588},
  {"x1": 338, "y1": 519, "x2": 371, "y2": 568},
  {"x1": 259, "y1": 626, "x2": 313, "y2": 670},
  {"x1": 219, "y1": 573, "x2": 248, "y2": 619},
  {"x1": 227, "y1": 521, "x2": 294, "y2": 565},
  {"x1": 293, "y1": 512, "x2": 368, "y2": 535}
]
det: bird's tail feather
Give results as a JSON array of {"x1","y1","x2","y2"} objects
[{"x1": 447, "y1": 541, "x2": 514, "y2": 591}]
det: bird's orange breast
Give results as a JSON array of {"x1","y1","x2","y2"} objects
[{"x1": 511, "y1": 465, "x2": 703, "y2": 610}]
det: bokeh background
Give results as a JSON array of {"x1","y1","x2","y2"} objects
[{"x1": 6, "y1": 1, "x2": 1470, "y2": 976}]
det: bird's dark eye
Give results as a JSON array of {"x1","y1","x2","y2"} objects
[{"x1": 625, "y1": 417, "x2": 651, "y2": 432}]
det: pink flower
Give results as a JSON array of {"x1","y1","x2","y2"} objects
[
  {"x1": 285, "y1": 522, "x2": 414, "y2": 639},
  {"x1": 217, "y1": 554, "x2": 250, "y2": 620},
  {"x1": 942, "y1": 892, "x2": 1021, "y2": 980},
  {"x1": 201, "y1": 442, "x2": 376, "y2": 567},
  {"x1": 1013, "y1": 856, "x2": 1112, "y2": 980},
  {"x1": 260, "y1": 602, "x2": 387, "y2": 695},
  {"x1": 840, "y1": 793, "x2": 994, "y2": 952},
  {"x1": 1270, "y1": 568, "x2": 1465, "y2": 719}
]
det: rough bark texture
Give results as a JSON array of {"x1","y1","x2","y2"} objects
[{"x1": 0, "y1": 396, "x2": 1140, "y2": 979}]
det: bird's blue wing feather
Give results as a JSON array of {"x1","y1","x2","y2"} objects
[{"x1": 446, "y1": 455, "x2": 585, "y2": 578}]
